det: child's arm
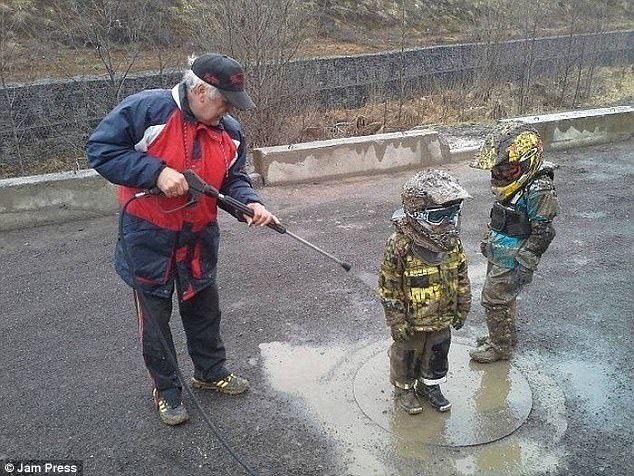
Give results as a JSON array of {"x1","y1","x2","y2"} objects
[
  {"x1": 452, "y1": 249, "x2": 472, "y2": 330},
  {"x1": 378, "y1": 233, "x2": 410, "y2": 340},
  {"x1": 516, "y1": 178, "x2": 560, "y2": 279}
]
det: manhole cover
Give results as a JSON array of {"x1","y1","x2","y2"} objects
[{"x1": 353, "y1": 342, "x2": 532, "y2": 447}]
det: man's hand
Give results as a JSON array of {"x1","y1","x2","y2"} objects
[
  {"x1": 157, "y1": 167, "x2": 188, "y2": 198},
  {"x1": 244, "y1": 203, "x2": 279, "y2": 227},
  {"x1": 517, "y1": 265, "x2": 534, "y2": 285},
  {"x1": 390, "y1": 322, "x2": 412, "y2": 342},
  {"x1": 480, "y1": 240, "x2": 488, "y2": 257}
]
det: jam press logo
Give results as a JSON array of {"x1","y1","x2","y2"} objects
[{"x1": 2, "y1": 460, "x2": 82, "y2": 475}]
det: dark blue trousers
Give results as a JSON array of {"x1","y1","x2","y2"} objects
[{"x1": 133, "y1": 284, "x2": 229, "y2": 401}]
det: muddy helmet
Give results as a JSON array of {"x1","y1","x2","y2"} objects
[
  {"x1": 471, "y1": 121, "x2": 544, "y2": 200},
  {"x1": 397, "y1": 169, "x2": 470, "y2": 251}
]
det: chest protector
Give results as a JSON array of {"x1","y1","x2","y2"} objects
[
  {"x1": 489, "y1": 166, "x2": 556, "y2": 238},
  {"x1": 489, "y1": 201, "x2": 531, "y2": 238},
  {"x1": 403, "y1": 250, "x2": 461, "y2": 306}
]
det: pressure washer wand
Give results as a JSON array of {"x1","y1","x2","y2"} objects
[{"x1": 183, "y1": 170, "x2": 352, "y2": 272}]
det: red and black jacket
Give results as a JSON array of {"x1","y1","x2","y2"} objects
[{"x1": 87, "y1": 83, "x2": 261, "y2": 300}]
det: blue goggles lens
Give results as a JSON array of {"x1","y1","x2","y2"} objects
[{"x1": 407, "y1": 202, "x2": 463, "y2": 225}]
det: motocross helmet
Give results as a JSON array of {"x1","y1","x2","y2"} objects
[
  {"x1": 471, "y1": 121, "x2": 544, "y2": 201},
  {"x1": 395, "y1": 169, "x2": 470, "y2": 251}
]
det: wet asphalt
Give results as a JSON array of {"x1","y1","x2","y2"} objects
[{"x1": 0, "y1": 140, "x2": 632, "y2": 476}]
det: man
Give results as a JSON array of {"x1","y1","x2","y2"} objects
[
  {"x1": 86, "y1": 54, "x2": 277, "y2": 425},
  {"x1": 469, "y1": 121, "x2": 559, "y2": 363}
]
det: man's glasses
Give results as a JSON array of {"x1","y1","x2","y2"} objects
[{"x1": 406, "y1": 202, "x2": 463, "y2": 226}]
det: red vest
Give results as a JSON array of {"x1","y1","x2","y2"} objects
[{"x1": 118, "y1": 109, "x2": 237, "y2": 232}]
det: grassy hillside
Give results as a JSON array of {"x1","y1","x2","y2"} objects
[
  {"x1": 311, "y1": 0, "x2": 634, "y2": 54},
  {"x1": 0, "y1": 0, "x2": 632, "y2": 79},
  {"x1": 0, "y1": 0, "x2": 632, "y2": 178}
]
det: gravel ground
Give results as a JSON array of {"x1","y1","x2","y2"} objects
[{"x1": 0, "y1": 140, "x2": 632, "y2": 476}]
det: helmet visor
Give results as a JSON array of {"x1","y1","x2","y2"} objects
[
  {"x1": 406, "y1": 202, "x2": 463, "y2": 226},
  {"x1": 492, "y1": 162, "x2": 522, "y2": 182}
]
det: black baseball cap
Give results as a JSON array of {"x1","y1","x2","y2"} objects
[{"x1": 191, "y1": 54, "x2": 255, "y2": 110}]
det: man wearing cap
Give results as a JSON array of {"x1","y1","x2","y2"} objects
[{"x1": 86, "y1": 54, "x2": 276, "y2": 425}]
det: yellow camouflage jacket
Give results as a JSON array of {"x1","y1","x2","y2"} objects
[{"x1": 378, "y1": 231, "x2": 471, "y2": 332}]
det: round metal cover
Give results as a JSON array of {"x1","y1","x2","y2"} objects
[{"x1": 353, "y1": 342, "x2": 532, "y2": 447}]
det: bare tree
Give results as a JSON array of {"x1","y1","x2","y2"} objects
[
  {"x1": 581, "y1": 2, "x2": 614, "y2": 102},
  {"x1": 184, "y1": 0, "x2": 318, "y2": 147},
  {"x1": 0, "y1": 1, "x2": 45, "y2": 176},
  {"x1": 467, "y1": 0, "x2": 516, "y2": 104},
  {"x1": 38, "y1": 0, "x2": 184, "y2": 170},
  {"x1": 556, "y1": 0, "x2": 584, "y2": 106},
  {"x1": 516, "y1": 0, "x2": 545, "y2": 114},
  {"x1": 397, "y1": 0, "x2": 406, "y2": 129},
  {"x1": 139, "y1": 0, "x2": 186, "y2": 87},
  {"x1": 51, "y1": 0, "x2": 179, "y2": 104}
]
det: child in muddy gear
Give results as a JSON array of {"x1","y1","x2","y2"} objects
[
  {"x1": 469, "y1": 122, "x2": 559, "y2": 363},
  {"x1": 378, "y1": 170, "x2": 472, "y2": 415}
]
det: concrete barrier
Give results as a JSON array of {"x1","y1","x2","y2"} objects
[
  {"x1": 0, "y1": 170, "x2": 117, "y2": 230},
  {"x1": 0, "y1": 107, "x2": 632, "y2": 231},
  {"x1": 252, "y1": 129, "x2": 449, "y2": 186},
  {"x1": 510, "y1": 106, "x2": 633, "y2": 150}
]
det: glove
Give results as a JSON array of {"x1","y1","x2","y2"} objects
[
  {"x1": 390, "y1": 322, "x2": 412, "y2": 342},
  {"x1": 517, "y1": 265, "x2": 534, "y2": 285},
  {"x1": 480, "y1": 240, "x2": 488, "y2": 257},
  {"x1": 452, "y1": 316, "x2": 465, "y2": 331}
]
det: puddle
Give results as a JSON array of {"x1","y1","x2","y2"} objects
[
  {"x1": 260, "y1": 341, "x2": 390, "y2": 473},
  {"x1": 454, "y1": 440, "x2": 559, "y2": 475},
  {"x1": 258, "y1": 343, "x2": 347, "y2": 396},
  {"x1": 353, "y1": 343, "x2": 532, "y2": 446},
  {"x1": 260, "y1": 340, "x2": 566, "y2": 475}
]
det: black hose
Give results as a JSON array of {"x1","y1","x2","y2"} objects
[{"x1": 119, "y1": 193, "x2": 257, "y2": 476}]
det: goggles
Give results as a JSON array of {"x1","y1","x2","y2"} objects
[
  {"x1": 406, "y1": 202, "x2": 463, "y2": 226},
  {"x1": 492, "y1": 162, "x2": 522, "y2": 181}
]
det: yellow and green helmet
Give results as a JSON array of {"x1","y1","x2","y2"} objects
[{"x1": 472, "y1": 121, "x2": 544, "y2": 200}]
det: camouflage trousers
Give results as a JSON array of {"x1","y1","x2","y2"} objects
[
  {"x1": 481, "y1": 262, "x2": 524, "y2": 356},
  {"x1": 389, "y1": 328, "x2": 451, "y2": 389}
]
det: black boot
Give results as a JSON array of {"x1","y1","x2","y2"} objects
[
  {"x1": 394, "y1": 387, "x2": 423, "y2": 415},
  {"x1": 416, "y1": 383, "x2": 451, "y2": 412}
]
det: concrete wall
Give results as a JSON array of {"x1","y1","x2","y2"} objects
[
  {"x1": 252, "y1": 130, "x2": 448, "y2": 186},
  {"x1": 1, "y1": 30, "x2": 632, "y2": 170},
  {"x1": 291, "y1": 30, "x2": 633, "y2": 109},
  {"x1": 0, "y1": 106, "x2": 631, "y2": 231},
  {"x1": 0, "y1": 170, "x2": 116, "y2": 230},
  {"x1": 510, "y1": 106, "x2": 634, "y2": 150},
  {"x1": 251, "y1": 106, "x2": 633, "y2": 186}
]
